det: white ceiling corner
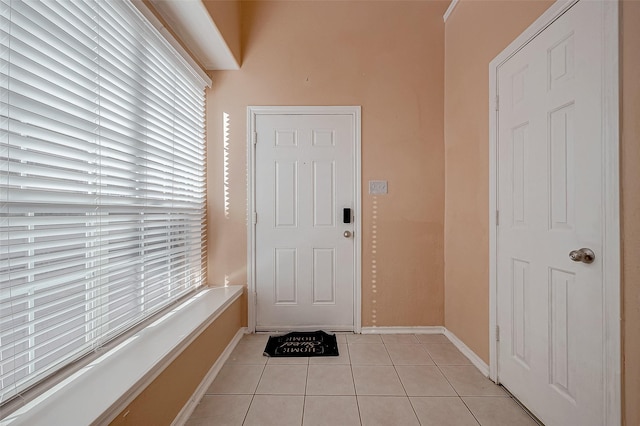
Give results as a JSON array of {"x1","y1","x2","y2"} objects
[{"x1": 148, "y1": 0, "x2": 240, "y2": 71}]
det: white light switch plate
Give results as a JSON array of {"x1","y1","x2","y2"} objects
[{"x1": 369, "y1": 180, "x2": 388, "y2": 194}]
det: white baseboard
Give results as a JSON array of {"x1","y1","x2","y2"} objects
[
  {"x1": 359, "y1": 326, "x2": 490, "y2": 378},
  {"x1": 360, "y1": 326, "x2": 446, "y2": 335},
  {"x1": 443, "y1": 329, "x2": 490, "y2": 377},
  {"x1": 172, "y1": 327, "x2": 248, "y2": 426}
]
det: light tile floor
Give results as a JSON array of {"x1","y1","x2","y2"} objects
[{"x1": 185, "y1": 333, "x2": 540, "y2": 426}]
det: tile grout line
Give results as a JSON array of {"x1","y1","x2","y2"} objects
[
  {"x1": 242, "y1": 356, "x2": 268, "y2": 425},
  {"x1": 428, "y1": 346, "x2": 499, "y2": 426},
  {"x1": 242, "y1": 393, "x2": 256, "y2": 426},
  {"x1": 301, "y1": 360, "x2": 309, "y2": 426},
  {"x1": 428, "y1": 344, "x2": 484, "y2": 425},
  {"x1": 457, "y1": 396, "x2": 483, "y2": 426},
  {"x1": 347, "y1": 341, "x2": 364, "y2": 425},
  {"x1": 384, "y1": 336, "x2": 423, "y2": 424}
]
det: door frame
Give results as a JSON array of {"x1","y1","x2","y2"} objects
[
  {"x1": 246, "y1": 106, "x2": 362, "y2": 333},
  {"x1": 488, "y1": 0, "x2": 620, "y2": 423}
]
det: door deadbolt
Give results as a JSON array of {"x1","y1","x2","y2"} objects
[{"x1": 569, "y1": 248, "x2": 595, "y2": 264}]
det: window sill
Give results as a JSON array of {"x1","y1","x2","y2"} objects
[{"x1": 1, "y1": 285, "x2": 244, "y2": 426}]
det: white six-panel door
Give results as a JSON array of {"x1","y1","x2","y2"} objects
[
  {"x1": 254, "y1": 113, "x2": 356, "y2": 331},
  {"x1": 496, "y1": 1, "x2": 607, "y2": 425}
]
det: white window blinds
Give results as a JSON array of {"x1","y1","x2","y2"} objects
[{"x1": 0, "y1": 0, "x2": 208, "y2": 404}]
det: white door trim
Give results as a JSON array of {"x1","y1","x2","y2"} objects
[
  {"x1": 247, "y1": 106, "x2": 362, "y2": 334},
  {"x1": 488, "y1": 0, "x2": 620, "y2": 424}
]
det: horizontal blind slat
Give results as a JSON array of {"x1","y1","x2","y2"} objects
[{"x1": 1, "y1": 0, "x2": 206, "y2": 404}]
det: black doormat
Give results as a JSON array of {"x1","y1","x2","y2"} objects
[{"x1": 263, "y1": 331, "x2": 339, "y2": 357}]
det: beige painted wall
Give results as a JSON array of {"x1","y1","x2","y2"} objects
[
  {"x1": 620, "y1": 2, "x2": 640, "y2": 424},
  {"x1": 444, "y1": 0, "x2": 640, "y2": 423},
  {"x1": 207, "y1": 0, "x2": 448, "y2": 327},
  {"x1": 203, "y1": 0, "x2": 242, "y2": 66},
  {"x1": 443, "y1": 0, "x2": 554, "y2": 364},
  {"x1": 110, "y1": 297, "x2": 243, "y2": 425}
]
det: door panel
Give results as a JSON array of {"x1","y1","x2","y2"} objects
[
  {"x1": 313, "y1": 161, "x2": 335, "y2": 227},
  {"x1": 496, "y1": 1, "x2": 605, "y2": 425},
  {"x1": 274, "y1": 248, "x2": 297, "y2": 304},
  {"x1": 255, "y1": 114, "x2": 355, "y2": 330},
  {"x1": 312, "y1": 248, "x2": 335, "y2": 304},
  {"x1": 275, "y1": 161, "x2": 298, "y2": 227}
]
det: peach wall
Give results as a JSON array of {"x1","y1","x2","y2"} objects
[
  {"x1": 621, "y1": 2, "x2": 640, "y2": 424},
  {"x1": 443, "y1": 0, "x2": 553, "y2": 363},
  {"x1": 203, "y1": 0, "x2": 242, "y2": 66},
  {"x1": 444, "y1": 0, "x2": 639, "y2": 423},
  {"x1": 207, "y1": 0, "x2": 448, "y2": 327},
  {"x1": 110, "y1": 298, "x2": 243, "y2": 425}
]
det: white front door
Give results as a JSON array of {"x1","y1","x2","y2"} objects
[
  {"x1": 496, "y1": 1, "x2": 607, "y2": 425},
  {"x1": 254, "y1": 112, "x2": 356, "y2": 331}
]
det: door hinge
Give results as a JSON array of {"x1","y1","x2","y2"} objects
[
  {"x1": 496, "y1": 325, "x2": 500, "y2": 342},
  {"x1": 253, "y1": 292, "x2": 257, "y2": 305},
  {"x1": 495, "y1": 95, "x2": 500, "y2": 111},
  {"x1": 252, "y1": 212, "x2": 257, "y2": 224},
  {"x1": 496, "y1": 210, "x2": 500, "y2": 226},
  {"x1": 252, "y1": 132, "x2": 257, "y2": 145}
]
